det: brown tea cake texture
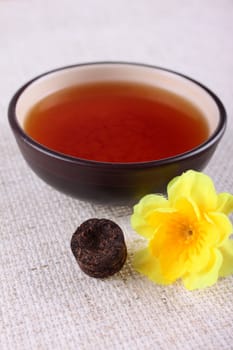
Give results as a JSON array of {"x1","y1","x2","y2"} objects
[{"x1": 71, "y1": 218, "x2": 127, "y2": 278}]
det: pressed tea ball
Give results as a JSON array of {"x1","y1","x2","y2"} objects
[{"x1": 71, "y1": 218, "x2": 127, "y2": 278}]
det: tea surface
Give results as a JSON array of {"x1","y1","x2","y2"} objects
[{"x1": 24, "y1": 82, "x2": 209, "y2": 162}]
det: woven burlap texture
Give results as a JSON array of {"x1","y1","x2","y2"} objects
[{"x1": 1, "y1": 1, "x2": 233, "y2": 349}]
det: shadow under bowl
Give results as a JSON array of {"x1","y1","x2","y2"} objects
[{"x1": 8, "y1": 62, "x2": 227, "y2": 205}]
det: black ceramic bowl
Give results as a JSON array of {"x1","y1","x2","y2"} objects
[{"x1": 8, "y1": 62, "x2": 226, "y2": 205}]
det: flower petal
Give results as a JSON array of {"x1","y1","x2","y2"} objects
[
  {"x1": 216, "y1": 193, "x2": 233, "y2": 215},
  {"x1": 182, "y1": 249, "x2": 222, "y2": 290},
  {"x1": 133, "y1": 247, "x2": 173, "y2": 285},
  {"x1": 133, "y1": 194, "x2": 169, "y2": 215},
  {"x1": 187, "y1": 247, "x2": 211, "y2": 274},
  {"x1": 205, "y1": 212, "x2": 233, "y2": 245},
  {"x1": 149, "y1": 222, "x2": 189, "y2": 281},
  {"x1": 158, "y1": 247, "x2": 188, "y2": 282},
  {"x1": 219, "y1": 239, "x2": 233, "y2": 277},
  {"x1": 149, "y1": 213, "x2": 183, "y2": 256},
  {"x1": 131, "y1": 194, "x2": 169, "y2": 239},
  {"x1": 173, "y1": 196, "x2": 200, "y2": 220},
  {"x1": 168, "y1": 170, "x2": 218, "y2": 212},
  {"x1": 145, "y1": 208, "x2": 175, "y2": 233}
]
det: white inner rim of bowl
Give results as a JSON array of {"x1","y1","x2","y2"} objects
[{"x1": 16, "y1": 64, "x2": 220, "y2": 136}]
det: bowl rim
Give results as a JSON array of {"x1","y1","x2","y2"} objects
[{"x1": 8, "y1": 61, "x2": 227, "y2": 169}]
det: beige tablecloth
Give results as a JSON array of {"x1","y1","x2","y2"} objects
[{"x1": 1, "y1": 1, "x2": 233, "y2": 349}]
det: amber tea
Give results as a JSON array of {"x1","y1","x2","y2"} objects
[{"x1": 24, "y1": 81, "x2": 209, "y2": 163}]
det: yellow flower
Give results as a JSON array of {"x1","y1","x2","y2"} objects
[{"x1": 131, "y1": 170, "x2": 233, "y2": 290}]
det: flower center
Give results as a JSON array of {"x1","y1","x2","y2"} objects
[
  {"x1": 183, "y1": 227, "x2": 194, "y2": 243},
  {"x1": 171, "y1": 214, "x2": 197, "y2": 245}
]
